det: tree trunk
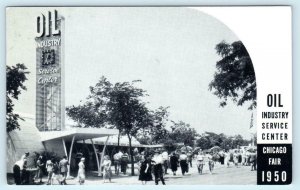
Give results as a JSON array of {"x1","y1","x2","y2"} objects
[
  {"x1": 127, "y1": 134, "x2": 135, "y2": 176},
  {"x1": 117, "y1": 129, "x2": 121, "y2": 150}
]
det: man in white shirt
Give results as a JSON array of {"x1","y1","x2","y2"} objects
[
  {"x1": 13, "y1": 159, "x2": 24, "y2": 185},
  {"x1": 113, "y1": 150, "x2": 123, "y2": 175},
  {"x1": 151, "y1": 150, "x2": 165, "y2": 185},
  {"x1": 161, "y1": 150, "x2": 169, "y2": 174},
  {"x1": 196, "y1": 151, "x2": 204, "y2": 174}
]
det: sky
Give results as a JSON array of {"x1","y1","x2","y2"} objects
[{"x1": 7, "y1": 7, "x2": 256, "y2": 139}]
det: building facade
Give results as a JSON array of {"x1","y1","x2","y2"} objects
[
  {"x1": 7, "y1": 10, "x2": 118, "y2": 175},
  {"x1": 35, "y1": 10, "x2": 65, "y2": 131}
]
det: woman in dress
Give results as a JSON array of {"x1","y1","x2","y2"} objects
[
  {"x1": 46, "y1": 158, "x2": 54, "y2": 185},
  {"x1": 77, "y1": 157, "x2": 86, "y2": 185},
  {"x1": 170, "y1": 152, "x2": 179, "y2": 176},
  {"x1": 224, "y1": 150, "x2": 231, "y2": 167},
  {"x1": 138, "y1": 156, "x2": 152, "y2": 185},
  {"x1": 219, "y1": 150, "x2": 225, "y2": 165},
  {"x1": 179, "y1": 151, "x2": 189, "y2": 175},
  {"x1": 102, "y1": 155, "x2": 112, "y2": 183},
  {"x1": 233, "y1": 150, "x2": 239, "y2": 167},
  {"x1": 36, "y1": 156, "x2": 44, "y2": 184}
]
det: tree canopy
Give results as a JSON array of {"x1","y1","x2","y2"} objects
[
  {"x1": 6, "y1": 63, "x2": 29, "y2": 132},
  {"x1": 209, "y1": 41, "x2": 256, "y2": 110},
  {"x1": 139, "y1": 106, "x2": 170, "y2": 144},
  {"x1": 66, "y1": 76, "x2": 152, "y2": 175},
  {"x1": 168, "y1": 120, "x2": 198, "y2": 147},
  {"x1": 196, "y1": 132, "x2": 251, "y2": 150}
]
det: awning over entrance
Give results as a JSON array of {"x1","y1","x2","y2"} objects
[
  {"x1": 39, "y1": 128, "x2": 118, "y2": 142},
  {"x1": 77, "y1": 135, "x2": 142, "y2": 147},
  {"x1": 39, "y1": 127, "x2": 118, "y2": 177}
]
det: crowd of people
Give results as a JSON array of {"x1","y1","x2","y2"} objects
[
  {"x1": 13, "y1": 153, "x2": 72, "y2": 185},
  {"x1": 12, "y1": 146, "x2": 257, "y2": 185},
  {"x1": 134, "y1": 147, "x2": 257, "y2": 185}
]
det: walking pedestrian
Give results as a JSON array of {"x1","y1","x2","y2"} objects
[
  {"x1": 250, "y1": 152, "x2": 257, "y2": 171},
  {"x1": 241, "y1": 148, "x2": 247, "y2": 165},
  {"x1": 170, "y1": 152, "x2": 179, "y2": 176},
  {"x1": 46, "y1": 158, "x2": 54, "y2": 185},
  {"x1": 120, "y1": 151, "x2": 129, "y2": 175},
  {"x1": 113, "y1": 150, "x2": 123, "y2": 175},
  {"x1": 196, "y1": 151, "x2": 205, "y2": 174},
  {"x1": 77, "y1": 157, "x2": 86, "y2": 185},
  {"x1": 207, "y1": 153, "x2": 214, "y2": 174},
  {"x1": 102, "y1": 155, "x2": 112, "y2": 183},
  {"x1": 219, "y1": 149, "x2": 225, "y2": 165},
  {"x1": 59, "y1": 156, "x2": 69, "y2": 185},
  {"x1": 151, "y1": 150, "x2": 165, "y2": 185},
  {"x1": 187, "y1": 151, "x2": 193, "y2": 168},
  {"x1": 51, "y1": 159, "x2": 61, "y2": 185},
  {"x1": 233, "y1": 150, "x2": 239, "y2": 167},
  {"x1": 161, "y1": 150, "x2": 169, "y2": 174},
  {"x1": 179, "y1": 151, "x2": 188, "y2": 175},
  {"x1": 36, "y1": 156, "x2": 44, "y2": 183},
  {"x1": 138, "y1": 156, "x2": 152, "y2": 185}
]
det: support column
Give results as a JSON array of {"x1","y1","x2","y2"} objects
[
  {"x1": 90, "y1": 139, "x2": 100, "y2": 176},
  {"x1": 42, "y1": 141, "x2": 47, "y2": 152},
  {"x1": 99, "y1": 136, "x2": 110, "y2": 176},
  {"x1": 67, "y1": 135, "x2": 76, "y2": 178},
  {"x1": 62, "y1": 138, "x2": 68, "y2": 157}
]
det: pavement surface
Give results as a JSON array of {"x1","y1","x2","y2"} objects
[{"x1": 7, "y1": 161, "x2": 256, "y2": 185}]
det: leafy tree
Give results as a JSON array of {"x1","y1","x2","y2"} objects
[
  {"x1": 196, "y1": 132, "x2": 220, "y2": 150},
  {"x1": 66, "y1": 102, "x2": 107, "y2": 128},
  {"x1": 168, "y1": 121, "x2": 198, "y2": 147},
  {"x1": 67, "y1": 76, "x2": 152, "y2": 175},
  {"x1": 209, "y1": 41, "x2": 256, "y2": 110},
  {"x1": 145, "y1": 106, "x2": 170, "y2": 144},
  {"x1": 196, "y1": 132, "x2": 250, "y2": 150},
  {"x1": 6, "y1": 63, "x2": 29, "y2": 132}
]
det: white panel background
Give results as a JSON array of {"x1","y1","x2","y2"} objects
[{"x1": 193, "y1": 7, "x2": 292, "y2": 144}]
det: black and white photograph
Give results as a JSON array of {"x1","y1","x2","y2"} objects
[{"x1": 6, "y1": 6, "x2": 292, "y2": 185}]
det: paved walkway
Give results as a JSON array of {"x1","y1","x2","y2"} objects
[
  {"x1": 62, "y1": 162, "x2": 256, "y2": 185},
  {"x1": 8, "y1": 161, "x2": 256, "y2": 185}
]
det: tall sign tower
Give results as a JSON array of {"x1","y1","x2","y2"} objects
[{"x1": 35, "y1": 10, "x2": 65, "y2": 131}]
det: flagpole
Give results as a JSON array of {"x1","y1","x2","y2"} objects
[{"x1": 249, "y1": 112, "x2": 254, "y2": 146}]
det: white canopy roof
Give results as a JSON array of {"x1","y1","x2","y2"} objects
[
  {"x1": 40, "y1": 127, "x2": 119, "y2": 142},
  {"x1": 77, "y1": 135, "x2": 143, "y2": 147}
]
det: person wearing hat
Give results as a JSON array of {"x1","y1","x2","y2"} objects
[
  {"x1": 20, "y1": 152, "x2": 30, "y2": 163},
  {"x1": 77, "y1": 157, "x2": 86, "y2": 185},
  {"x1": 179, "y1": 151, "x2": 188, "y2": 175},
  {"x1": 151, "y1": 150, "x2": 165, "y2": 185}
]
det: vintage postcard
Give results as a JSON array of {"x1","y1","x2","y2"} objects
[{"x1": 6, "y1": 7, "x2": 292, "y2": 185}]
